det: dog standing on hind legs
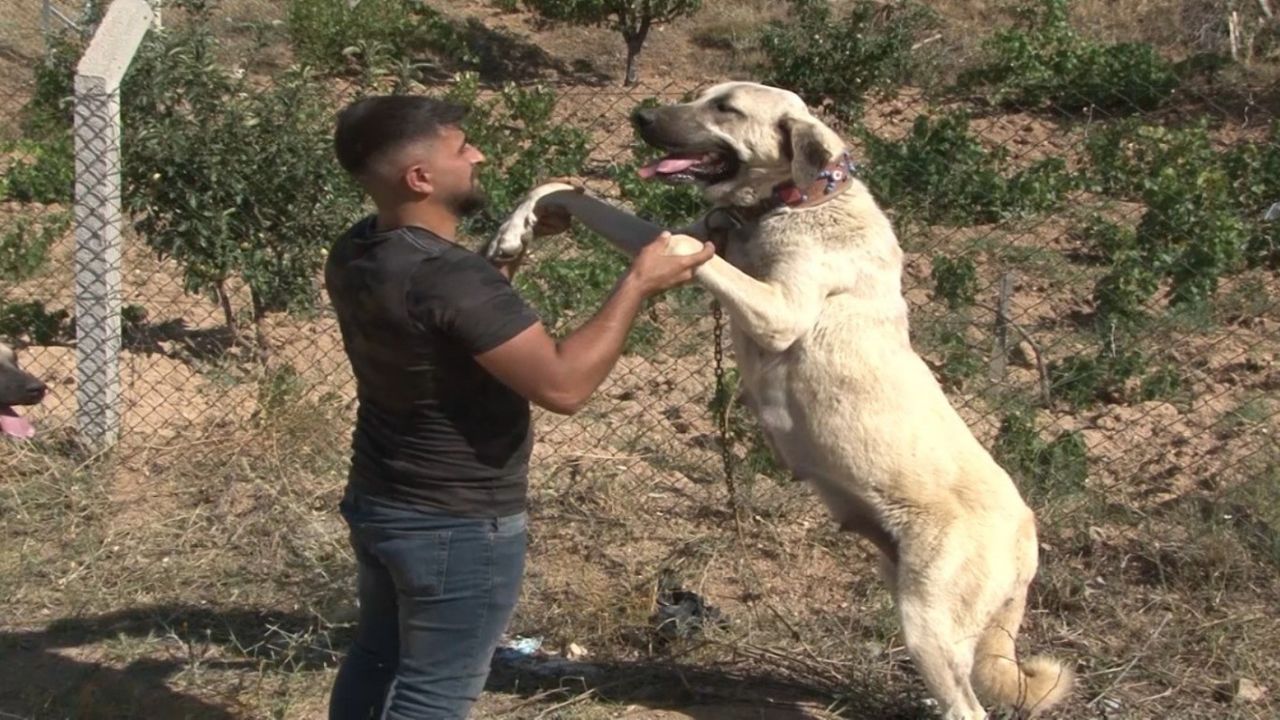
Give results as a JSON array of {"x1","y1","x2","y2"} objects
[{"x1": 484, "y1": 82, "x2": 1073, "y2": 719}]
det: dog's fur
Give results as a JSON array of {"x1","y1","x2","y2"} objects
[
  {"x1": 1, "y1": 341, "x2": 47, "y2": 439},
  {"x1": 485, "y1": 82, "x2": 1072, "y2": 720}
]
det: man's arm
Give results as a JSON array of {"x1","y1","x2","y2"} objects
[{"x1": 476, "y1": 233, "x2": 714, "y2": 415}]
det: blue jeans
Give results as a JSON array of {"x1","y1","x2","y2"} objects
[{"x1": 328, "y1": 489, "x2": 527, "y2": 720}]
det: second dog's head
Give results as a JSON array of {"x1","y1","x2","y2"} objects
[
  {"x1": 1, "y1": 341, "x2": 47, "y2": 440},
  {"x1": 631, "y1": 81, "x2": 848, "y2": 207}
]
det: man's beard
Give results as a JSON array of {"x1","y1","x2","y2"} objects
[{"x1": 450, "y1": 176, "x2": 487, "y2": 218}]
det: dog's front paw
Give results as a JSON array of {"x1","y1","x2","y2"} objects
[{"x1": 484, "y1": 182, "x2": 581, "y2": 262}]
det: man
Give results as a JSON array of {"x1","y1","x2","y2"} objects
[{"x1": 325, "y1": 94, "x2": 714, "y2": 719}]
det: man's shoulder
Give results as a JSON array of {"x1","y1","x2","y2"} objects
[{"x1": 409, "y1": 236, "x2": 504, "y2": 284}]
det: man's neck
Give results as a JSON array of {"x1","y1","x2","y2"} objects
[{"x1": 373, "y1": 201, "x2": 458, "y2": 242}]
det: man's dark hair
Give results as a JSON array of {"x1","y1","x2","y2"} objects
[{"x1": 334, "y1": 95, "x2": 469, "y2": 177}]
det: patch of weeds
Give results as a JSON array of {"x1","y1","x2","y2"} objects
[
  {"x1": 993, "y1": 406, "x2": 1088, "y2": 501},
  {"x1": 1085, "y1": 120, "x2": 1280, "y2": 321},
  {"x1": 1, "y1": 137, "x2": 74, "y2": 204},
  {"x1": 286, "y1": 0, "x2": 475, "y2": 78},
  {"x1": 0, "y1": 211, "x2": 69, "y2": 281},
  {"x1": 0, "y1": 299, "x2": 75, "y2": 345},
  {"x1": 758, "y1": 0, "x2": 938, "y2": 120},
  {"x1": 930, "y1": 253, "x2": 978, "y2": 310},
  {"x1": 1047, "y1": 346, "x2": 1144, "y2": 408},
  {"x1": 956, "y1": 0, "x2": 1178, "y2": 114},
  {"x1": 914, "y1": 316, "x2": 984, "y2": 390},
  {"x1": 860, "y1": 111, "x2": 1074, "y2": 225}
]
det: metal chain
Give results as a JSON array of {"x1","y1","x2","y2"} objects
[{"x1": 711, "y1": 299, "x2": 743, "y2": 532}]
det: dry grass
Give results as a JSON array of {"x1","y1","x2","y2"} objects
[{"x1": 2, "y1": 362, "x2": 1278, "y2": 718}]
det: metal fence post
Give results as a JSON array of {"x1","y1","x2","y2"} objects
[{"x1": 72, "y1": 0, "x2": 153, "y2": 449}]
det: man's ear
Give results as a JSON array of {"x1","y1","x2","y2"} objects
[
  {"x1": 780, "y1": 115, "x2": 842, "y2": 186},
  {"x1": 403, "y1": 164, "x2": 433, "y2": 196}
]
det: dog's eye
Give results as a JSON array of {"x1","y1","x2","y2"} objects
[{"x1": 714, "y1": 98, "x2": 740, "y2": 115}]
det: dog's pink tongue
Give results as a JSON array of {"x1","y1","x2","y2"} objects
[
  {"x1": 637, "y1": 155, "x2": 702, "y2": 179},
  {"x1": 1, "y1": 405, "x2": 34, "y2": 440}
]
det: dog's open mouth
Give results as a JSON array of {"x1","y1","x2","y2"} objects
[
  {"x1": 1, "y1": 405, "x2": 34, "y2": 440},
  {"x1": 637, "y1": 150, "x2": 738, "y2": 185}
]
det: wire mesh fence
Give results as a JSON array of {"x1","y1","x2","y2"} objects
[{"x1": 3, "y1": 0, "x2": 1280, "y2": 717}]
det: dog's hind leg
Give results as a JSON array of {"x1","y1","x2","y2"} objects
[
  {"x1": 897, "y1": 591, "x2": 987, "y2": 720},
  {"x1": 970, "y1": 531, "x2": 1074, "y2": 716},
  {"x1": 892, "y1": 536, "x2": 994, "y2": 720}
]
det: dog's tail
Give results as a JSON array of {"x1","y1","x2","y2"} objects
[{"x1": 972, "y1": 596, "x2": 1074, "y2": 717}]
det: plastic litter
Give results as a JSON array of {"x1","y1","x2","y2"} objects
[{"x1": 651, "y1": 580, "x2": 728, "y2": 642}]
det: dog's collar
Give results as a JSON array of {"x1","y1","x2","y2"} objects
[
  {"x1": 710, "y1": 150, "x2": 862, "y2": 232},
  {"x1": 772, "y1": 150, "x2": 860, "y2": 209}
]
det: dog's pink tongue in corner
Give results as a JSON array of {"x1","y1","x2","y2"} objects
[
  {"x1": 637, "y1": 155, "x2": 702, "y2": 179},
  {"x1": 1, "y1": 405, "x2": 35, "y2": 440}
]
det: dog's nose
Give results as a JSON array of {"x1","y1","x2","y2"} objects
[
  {"x1": 26, "y1": 380, "x2": 47, "y2": 402},
  {"x1": 632, "y1": 108, "x2": 657, "y2": 129}
]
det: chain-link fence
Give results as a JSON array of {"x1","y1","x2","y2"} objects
[{"x1": 3, "y1": 0, "x2": 1280, "y2": 718}]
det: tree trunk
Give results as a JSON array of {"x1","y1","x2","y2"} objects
[
  {"x1": 249, "y1": 287, "x2": 270, "y2": 363},
  {"x1": 216, "y1": 279, "x2": 238, "y2": 340},
  {"x1": 622, "y1": 21, "x2": 651, "y2": 87},
  {"x1": 624, "y1": 38, "x2": 643, "y2": 86}
]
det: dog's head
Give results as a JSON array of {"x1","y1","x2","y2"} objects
[
  {"x1": 631, "y1": 81, "x2": 848, "y2": 207},
  {"x1": 0, "y1": 341, "x2": 46, "y2": 440}
]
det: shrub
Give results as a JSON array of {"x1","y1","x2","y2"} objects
[
  {"x1": 931, "y1": 254, "x2": 979, "y2": 310},
  {"x1": 1085, "y1": 120, "x2": 1259, "y2": 320},
  {"x1": 0, "y1": 300, "x2": 74, "y2": 346},
  {"x1": 1083, "y1": 119, "x2": 1218, "y2": 199},
  {"x1": 1, "y1": 137, "x2": 74, "y2": 204},
  {"x1": 1048, "y1": 348, "x2": 1144, "y2": 408},
  {"x1": 1074, "y1": 215, "x2": 1137, "y2": 264},
  {"x1": 1047, "y1": 338, "x2": 1183, "y2": 408},
  {"x1": 1090, "y1": 160, "x2": 1245, "y2": 321},
  {"x1": 758, "y1": 0, "x2": 936, "y2": 120},
  {"x1": 19, "y1": 30, "x2": 85, "y2": 141},
  {"x1": 957, "y1": 0, "x2": 1178, "y2": 114},
  {"x1": 1138, "y1": 165, "x2": 1247, "y2": 308},
  {"x1": 1223, "y1": 122, "x2": 1280, "y2": 270},
  {"x1": 0, "y1": 212, "x2": 69, "y2": 281},
  {"x1": 286, "y1": 0, "x2": 474, "y2": 78},
  {"x1": 860, "y1": 111, "x2": 1074, "y2": 224},
  {"x1": 446, "y1": 73, "x2": 592, "y2": 240}
]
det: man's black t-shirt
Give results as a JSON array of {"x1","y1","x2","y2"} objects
[{"x1": 324, "y1": 216, "x2": 540, "y2": 517}]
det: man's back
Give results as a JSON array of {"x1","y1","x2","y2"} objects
[{"x1": 324, "y1": 216, "x2": 539, "y2": 516}]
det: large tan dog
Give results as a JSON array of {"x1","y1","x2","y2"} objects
[{"x1": 484, "y1": 82, "x2": 1073, "y2": 720}]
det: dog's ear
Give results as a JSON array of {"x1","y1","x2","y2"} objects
[{"x1": 780, "y1": 115, "x2": 842, "y2": 186}]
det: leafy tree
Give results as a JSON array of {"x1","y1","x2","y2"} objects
[
  {"x1": 522, "y1": 0, "x2": 701, "y2": 85},
  {"x1": 119, "y1": 7, "x2": 363, "y2": 355}
]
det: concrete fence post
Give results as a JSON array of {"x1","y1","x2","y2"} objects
[{"x1": 71, "y1": 0, "x2": 153, "y2": 449}]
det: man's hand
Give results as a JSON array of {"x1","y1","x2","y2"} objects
[{"x1": 626, "y1": 232, "x2": 715, "y2": 297}]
